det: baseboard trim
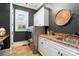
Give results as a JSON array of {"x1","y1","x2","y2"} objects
[
  {"x1": 0, "y1": 48, "x2": 10, "y2": 56},
  {"x1": 12, "y1": 40, "x2": 28, "y2": 47}
]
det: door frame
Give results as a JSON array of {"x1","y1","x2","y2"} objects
[
  {"x1": 10, "y1": 4, "x2": 29, "y2": 47},
  {"x1": 10, "y1": 3, "x2": 14, "y2": 47}
]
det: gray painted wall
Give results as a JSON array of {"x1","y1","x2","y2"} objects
[
  {"x1": 13, "y1": 3, "x2": 79, "y2": 42},
  {"x1": 0, "y1": 3, "x2": 10, "y2": 49},
  {"x1": 49, "y1": 3, "x2": 79, "y2": 34},
  {"x1": 13, "y1": 5, "x2": 36, "y2": 42}
]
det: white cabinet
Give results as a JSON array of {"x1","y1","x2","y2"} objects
[
  {"x1": 38, "y1": 37, "x2": 59, "y2": 56},
  {"x1": 44, "y1": 38, "x2": 59, "y2": 56},
  {"x1": 38, "y1": 37, "x2": 79, "y2": 56},
  {"x1": 34, "y1": 7, "x2": 49, "y2": 26},
  {"x1": 59, "y1": 51, "x2": 74, "y2": 56},
  {"x1": 38, "y1": 37, "x2": 47, "y2": 55}
]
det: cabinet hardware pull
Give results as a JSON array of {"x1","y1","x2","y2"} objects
[
  {"x1": 58, "y1": 52, "x2": 60, "y2": 54},
  {"x1": 61, "y1": 53, "x2": 63, "y2": 56},
  {"x1": 41, "y1": 42, "x2": 43, "y2": 44}
]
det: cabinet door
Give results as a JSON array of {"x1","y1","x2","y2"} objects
[
  {"x1": 34, "y1": 13, "x2": 39, "y2": 26},
  {"x1": 34, "y1": 7, "x2": 44, "y2": 26},
  {"x1": 38, "y1": 7, "x2": 44, "y2": 26},
  {"x1": 34, "y1": 7, "x2": 49, "y2": 26},
  {"x1": 44, "y1": 8, "x2": 49, "y2": 26},
  {"x1": 46, "y1": 38, "x2": 78, "y2": 56},
  {"x1": 44, "y1": 38, "x2": 59, "y2": 56},
  {"x1": 45, "y1": 44, "x2": 59, "y2": 56},
  {"x1": 38, "y1": 37, "x2": 47, "y2": 55},
  {"x1": 38, "y1": 37, "x2": 59, "y2": 56}
]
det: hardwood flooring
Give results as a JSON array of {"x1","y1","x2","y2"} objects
[{"x1": 10, "y1": 45, "x2": 40, "y2": 56}]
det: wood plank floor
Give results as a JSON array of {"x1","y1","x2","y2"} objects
[{"x1": 10, "y1": 45, "x2": 40, "y2": 56}]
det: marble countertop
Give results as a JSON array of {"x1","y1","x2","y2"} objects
[{"x1": 40, "y1": 34, "x2": 79, "y2": 49}]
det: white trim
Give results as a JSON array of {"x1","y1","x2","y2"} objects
[
  {"x1": 12, "y1": 41, "x2": 28, "y2": 47},
  {"x1": 10, "y1": 3, "x2": 14, "y2": 47},
  {"x1": 0, "y1": 48, "x2": 10, "y2": 56}
]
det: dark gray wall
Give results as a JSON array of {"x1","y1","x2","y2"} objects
[
  {"x1": 0, "y1": 3, "x2": 10, "y2": 49},
  {"x1": 13, "y1": 5, "x2": 36, "y2": 42},
  {"x1": 49, "y1": 3, "x2": 79, "y2": 34}
]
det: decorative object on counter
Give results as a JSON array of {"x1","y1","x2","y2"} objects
[
  {"x1": 47, "y1": 29, "x2": 50, "y2": 35},
  {"x1": 0, "y1": 28, "x2": 6, "y2": 37},
  {"x1": 52, "y1": 31, "x2": 55, "y2": 35},
  {"x1": 75, "y1": 32, "x2": 79, "y2": 36},
  {"x1": 55, "y1": 9, "x2": 72, "y2": 26},
  {"x1": 47, "y1": 29, "x2": 55, "y2": 36},
  {"x1": 63, "y1": 37, "x2": 79, "y2": 45}
]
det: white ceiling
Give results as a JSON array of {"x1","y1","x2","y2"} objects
[{"x1": 13, "y1": 3, "x2": 44, "y2": 10}]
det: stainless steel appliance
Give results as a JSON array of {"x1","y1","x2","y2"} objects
[{"x1": 27, "y1": 26, "x2": 45, "y2": 54}]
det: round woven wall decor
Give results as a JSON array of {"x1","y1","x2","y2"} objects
[{"x1": 55, "y1": 9, "x2": 72, "y2": 26}]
